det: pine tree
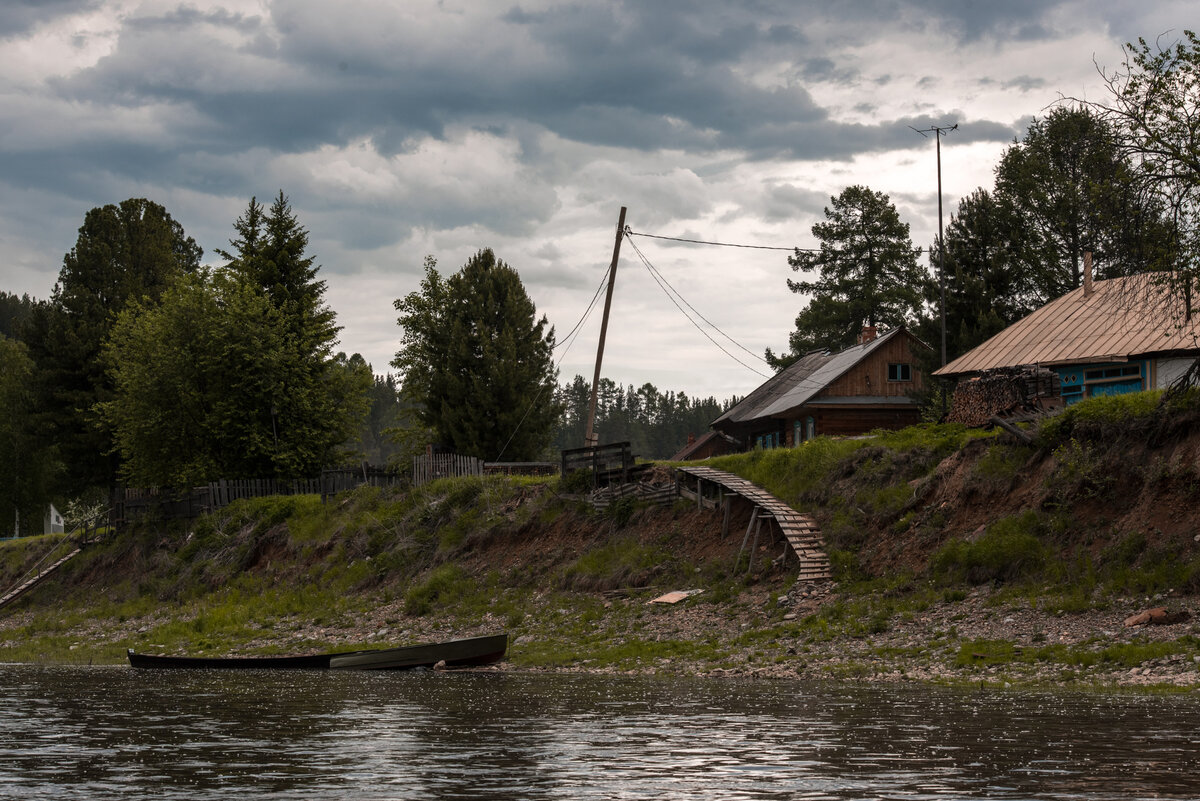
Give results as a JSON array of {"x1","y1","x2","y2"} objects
[{"x1": 773, "y1": 185, "x2": 926, "y2": 365}]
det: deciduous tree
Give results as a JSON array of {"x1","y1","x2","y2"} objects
[
  {"x1": 993, "y1": 106, "x2": 1172, "y2": 304},
  {"x1": 1087, "y1": 30, "x2": 1200, "y2": 328},
  {"x1": 102, "y1": 270, "x2": 370, "y2": 486},
  {"x1": 0, "y1": 335, "x2": 58, "y2": 536}
]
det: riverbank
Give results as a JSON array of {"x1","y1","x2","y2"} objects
[{"x1": 3, "y1": 398, "x2": 1200, "y2": 691}]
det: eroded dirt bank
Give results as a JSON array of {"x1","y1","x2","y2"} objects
[{"x1": 3, "y1": 411, "x2": 1200, "y2": 691}]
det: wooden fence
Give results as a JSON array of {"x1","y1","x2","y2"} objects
[
  {"x1": 412, "y1": 453, "x2": 561, "y2": 487},
  {"x1": 561, "y1": 441, "x2": 647, "y2": 489},
  {"x1": 412, "y1": 453, "x2": 483, "y2": 486},
  {"x1": 111, "y1": 465, "x2": 404, "y2": 528},
  {"x1": 589, "y1": 481, "x2": 677, "y2": 511}
]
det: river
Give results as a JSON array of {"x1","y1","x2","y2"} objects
[{"x1": 0, "y1": 665, "x2": 1196, "y2": 799}]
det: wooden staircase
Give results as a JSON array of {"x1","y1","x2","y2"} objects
[
  {"x1": 0, "y1": 544, "x2": 82, "y2": 610},
  {"x1": 0, "y1": 510, "x2": 109, "y2": 612},
  {"x1": 674, "y1": 465, "x2": 832, "y2": 581}
]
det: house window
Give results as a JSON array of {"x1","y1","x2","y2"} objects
[
  {"x1": 887, "y1": 363, "x2": 912, "y2": 382},
  {"x1": 1056, "y1": 362, "x2": 1145, "y2": 405}
]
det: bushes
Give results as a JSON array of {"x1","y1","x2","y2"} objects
[
  {"x1": 404, "y1": 563, "x2": 469, "y2": 615},
  {"x1": 1037, "y1": 390, "x2": 1163, "y2": 446},
  {"x1": 931, "y1": 512, "x2": 1049, "y2": 584}
]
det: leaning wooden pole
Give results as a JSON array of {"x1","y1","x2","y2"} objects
[{"x1": 584, "y1": 206, "x2": 627, "y2": 447}]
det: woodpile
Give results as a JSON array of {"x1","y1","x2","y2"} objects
[{"x1": 947, "y1": 367, "x2": 1062, "y2": 427}]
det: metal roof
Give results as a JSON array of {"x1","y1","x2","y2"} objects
[
  {"x1": 934, "y1": 274, "x2": 1200, "y2": 377},
  {"x1": 713, "y1": 328, "x2": 907, "y2": 425}
]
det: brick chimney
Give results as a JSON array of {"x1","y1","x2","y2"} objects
[
  {"x1": 858, "y1": 325, "x2": 878, "y2": 344},
  {"x1": 686, "y1": 432, "x2": 696, "y2": 445},
  {"x1": 1083, "y1": 251, "x2": 1093, "y2": 298}
]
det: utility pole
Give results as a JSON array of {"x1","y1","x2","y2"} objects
[
  {"x1": 584, "y1": 206, "x2": 626, "y2": 447},
  {"x1": 910, "y1": 123, "x2": 956, "y2": 368}
]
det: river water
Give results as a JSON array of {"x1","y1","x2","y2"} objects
[{"x1": 0, "y1": 665, "x2": 1197, "y2": 799}]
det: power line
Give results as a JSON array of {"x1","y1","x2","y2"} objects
[
  {"x1": 625, "y1": 229, "x2": 797, "y2": 251},
  {"x1": 627, "y1": 236, "x2": 770, "y2": 367},
  {"x1": 553, "y1": 266, "x2": 610, "y2": 350},
  {"x1": 625, "y1": 236, "x2": 770, "y2": 379},
  {"x1": 625, "y1": 227, "x2": 927, "y2": 258}
]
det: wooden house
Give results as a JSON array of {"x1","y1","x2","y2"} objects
[
  {"x1": 934, "y1": 272, "x2": 1200, "y2": 404},
  {"x1": 711, "y1": 326, "x2": 927, "y2": 449},
  {"x1": 668, "y1": 430, "x2": 738, "y2": 462}
]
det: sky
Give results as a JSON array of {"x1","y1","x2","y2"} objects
[{"x1": 0, "y1": 1, "x2": 1192, "y2": 402}]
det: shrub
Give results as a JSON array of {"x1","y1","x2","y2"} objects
[
  {"x1": 404, "y1": 563, "x2": 469, "y2": 616},
  {"x1": 1037, "y1": 390, "x2": 1161, "y2": 446},
  {"x1": 930, "y1": 512, "x2": 1048, "y2": 584}
]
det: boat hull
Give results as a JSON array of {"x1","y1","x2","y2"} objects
[{"x1": 127, "y1": 633, "x2": 508, "y2": 671}]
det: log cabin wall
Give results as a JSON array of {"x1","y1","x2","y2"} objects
[
  {"x1": 818, "y1": 333, "x2": 924, "y2": 399},
  {"x1": 782, "y1": 406, "x2": 922, "y2": 443}
]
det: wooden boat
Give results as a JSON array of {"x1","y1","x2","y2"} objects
[{"x1": 127, "y1": 633, "x2": 507, "y2": 671}]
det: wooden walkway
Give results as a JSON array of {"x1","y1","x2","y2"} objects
[
  {"x1": 0, "y1": 545, "x2": 82, "y2": 610},
  {"x1": 675, "y1": 466, "x2": 832, "y2": 581}
]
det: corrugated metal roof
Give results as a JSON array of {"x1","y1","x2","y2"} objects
[
  {"x1": 935, "y1": 274, "x2": 1200, "y2": 376},
  {"x1": 760, "y1": 329, "x2": 904, "y2": 417},
  {"x1": 713, "y1": 328, "x2": 905, "y2": 425}
]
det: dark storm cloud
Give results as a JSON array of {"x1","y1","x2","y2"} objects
[
  {"x1": 38, "y1": 0, "x2": 1025, "y2": 182},
  {"x1": 0, "y1": 0, "x2": 1078, "y2": 268},
  {"x1": 0, "y1": 0, "x2": 97, "y2": 37}
]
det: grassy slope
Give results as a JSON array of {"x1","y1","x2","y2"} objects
[{"x1": 3, "y1": 390, "x2": 1200, "y2": 687}]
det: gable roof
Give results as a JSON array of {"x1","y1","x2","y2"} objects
[
  {"x1": 714, "y1": 327, "x2": 910, "y2": 426},
  {"x1": 668, "y1": 431, "x2": 735, "y2": 462},
  {"x1": 934, "y1": 274, "x2": 1200, "y2": 377}
]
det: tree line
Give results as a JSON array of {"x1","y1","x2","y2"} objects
[
  {"x1": 552, "y1": 376, "x2": 735, "y2": 460},
  {"x1": 1, "y1": 205, "x2": 719, "y2": 533}
]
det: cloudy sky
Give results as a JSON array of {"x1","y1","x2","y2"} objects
[{"x1": 0, "y1": 1, "x2": 1191, "y2": 401}]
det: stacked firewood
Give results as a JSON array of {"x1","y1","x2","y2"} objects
[{"x1": 947, "y1": 367, "x2": 1061, "y2": 426}]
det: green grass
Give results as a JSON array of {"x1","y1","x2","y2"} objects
[
  {"x1": 931, "y1": 511, "x2": 1049, "y2": 585},
  {"x1": 953, "y1": 636, "x2": 1200, "y2": 671},
  {"x1": 1037, "y1": 390, "x2": 1164, "y2": 446}
]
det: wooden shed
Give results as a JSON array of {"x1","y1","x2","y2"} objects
[
  {"x1": 712, "y1": 326, "x2": 928, "y2": 450},
  {"x1": 934, "y1": 272, "x2": 1200, "y2": 404}
]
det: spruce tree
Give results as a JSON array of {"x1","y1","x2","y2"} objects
[
  {"x1": 393, "y1": 249, "x2": 560, "y2": 461},
  {"x1": 27, "y1": 198, "x2": 201, "y2": 495}
]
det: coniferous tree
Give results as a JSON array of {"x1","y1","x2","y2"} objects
[
  {"x1": 772, "y1": 185, "x2": 926, "y2": 367},
  {"x1": 212, "y1": 192, "x2": 357, "y2": 478},
  {"x1": 915, "y1": 188, "x2": 1029, "y2": 365},
  {"x1": 0, "y1": 292, "x2": 40, "y2": 340},
  {"x1": 393, "y1": 249, "x2": 560, "y2": 461},
  {"x1": 27, "y1": 198, "x2": 201, "y2": 495}
]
